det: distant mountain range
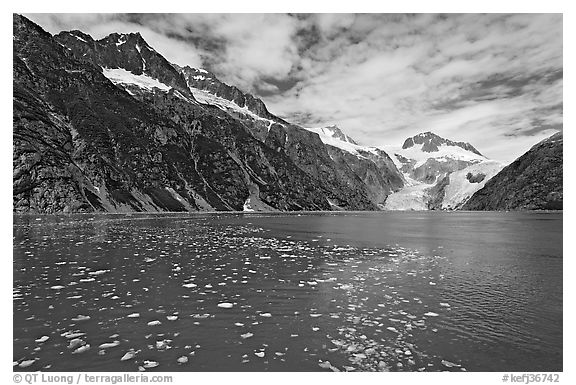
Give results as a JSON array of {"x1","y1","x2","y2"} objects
[{"x1": 13, "y1": 15, "x2": 563, "y2": 213}]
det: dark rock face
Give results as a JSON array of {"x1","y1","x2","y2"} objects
[
  {"x1": 179, "y1": 67, "x2": 387, "y2": 210},
  {"x1": 178, "y1": 67, "x2": 399, "y2": 209},
  {"x1": 463, "y1": 132, "x2": 563, "y2": 210},
  {"x1": 466, "y1": 172, "x2": 486, "y2": 184},
  {"x1": 402, "y1": 131, "x2": 483, "y2": 156},
  {"x1": 265, "y1": 124, "x2": 376, "y2": 210},
  {"x1": 412, "y1": 158, "x2": 475, "y2": 184},
  {"x1": 13, "y1": 14, "x2": 331, "y2": 213},
  {"x1": 326, "y1": 146, "x2": 404, "y2": 205},
  {"x1": 426, "y1": 175, "x2": 450, "y2": 210}
]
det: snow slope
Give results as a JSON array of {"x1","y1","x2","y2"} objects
[
  {"x1": 383, "y1": 176, "x2": 430, "y2": 210},
  {"x1": 189, "y1": 87, "x2": 278, "y2": 128},
  {"x1": 442, "y1": 160, "x2": 504, "y2": 209},
  {"x1": 305, "y1": 126, "x2": 381, "y2": 158},
  {"x1": 102, "y1": 68, "x2": 171, "y2": 92},
  {"x1": 382, "y1": 142, "x2": 486, "y2": 169}
]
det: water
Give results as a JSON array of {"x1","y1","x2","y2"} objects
[{"x1": 13, "y1": 211, "x2": 562, "y2": 372}]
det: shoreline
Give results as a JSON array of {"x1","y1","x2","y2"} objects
[{"x1": 12, "y1": 209, "x2": 564, "y2": 217}]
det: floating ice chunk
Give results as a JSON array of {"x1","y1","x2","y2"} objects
[
  {"x1": 177, "y1": 356, "x2": 188, "y2": 364},
  {"x1": 259, "y1": 313, "x2": 272, "y2": 317},
  {"x1": 424, "y1": 312, "x2": 439, "y2": 317},
  {"x1": 99, "y1": 341, "x2": 120, "y2": 349},
  {"x1": 156, "y1": 340, "x2": 170, "y2": 349},
  {"x1": 167, "y1": 315, "x2": 178, "y2": 321},
  {"x1": 147, "y1": 320, "x2": 162, "y2": 326},
  {"x1": 240, "y1": 332, "x2": 253, "y2": 339},
  {"x1": 312, "y1": 327, "x2": 320, "y2": 331},
  {"x1": 318, "y1": 360, "x2": 334, "y2": 370},
  {"x1": 183, "y1": 283, "x2": 197, "y2": 288},
  {"x1": 441, "y1": 360, "x2": 460, "y2": 368},
  {"x1": 217, "y1": 303, "x2": 234, "y2": 309},
  {"x1": 254, "y1": 351, "x2": 265, "y2": 358},
  {"x1": 72, "y1": 344, "x2": 91, "y2": 354},
  {"x1": 19, "y1": 359, "x2": 36, "y2": 368},
  {"x1": 235, "y1": 323, "x2": 244, "y2": 327},
  {"x1": 68, "y1": 338, "x2": 85, "y2": 350},
  {"x1": 127, "y1": 313, "x2": 140, "y2": 318},
  {"x1": 50, "y1": 285, "x2": 65, "y2": 290},
  {"x1": 143, "y1": 360, "x2": 159, "y2": 368},
  {"x1": 386, "y1": 327, "x2": 398, "y2": 333},
  {"x1": 88, "y1": 270, "x2": 109, "y2": 276},
  {"x1": 120, "y1": 349, "x2": 138, "y2": 361},
  {"x1": 310, "y1": 314, "x2": 322, "y2": 318},
  {"x1": 35, "y1": 336, "x2": 49, "y2": 343},
  {"x1": 440, "y1": 303, "x2": 450, "y2": 307},
  {"x1": 62, "y1": 331, "x2": 85, "y2": 339},
  {"x1": 72, "y1": 315, "x2": 91, "y2": 321}
]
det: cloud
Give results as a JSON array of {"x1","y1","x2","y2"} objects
[{"x1": 23, "y1": 13, "x2": 563, "y2": 163}]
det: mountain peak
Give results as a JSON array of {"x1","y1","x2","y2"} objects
[
  {"x1": 320, "y1": 125, "x2": 358, "y2": 145},
  {"x1": 402, "y1": 131, "x2": 483, "y2": 157},
  {"x1": 55, "y1": 28, "x2": 192, "y2": 97}
]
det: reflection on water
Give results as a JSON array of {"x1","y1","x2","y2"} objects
[{"x1": 13, "y1": 212, "x2": 562, "y2": 372}]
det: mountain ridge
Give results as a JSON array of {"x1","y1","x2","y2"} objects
[
  {"x1": 462, "y1": 131, "x2": 562, "y2": 210},
  {"x1": 13, "y1": 15, "x2": 562, "y2": 213},
  {"x1": 402, "y1": 131, "x2": 483, "y2": 156},
  {"x1": 14, "y1": 15, "x2": 400, "y2": 213}
]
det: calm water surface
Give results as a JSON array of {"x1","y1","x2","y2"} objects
[{"x1": 13, "y1": 212, "x2": 562, "y2": 372}]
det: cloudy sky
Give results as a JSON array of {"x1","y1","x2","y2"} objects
[{"x1": 26, "y1": 13, "x2": 562, "y2": 163}]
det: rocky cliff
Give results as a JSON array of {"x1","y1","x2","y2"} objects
[
  {"x1": 462, "y1": 132, "x2": 563, "y2": 210},
  {"x1": 14, "y1": 15, "x2": 403, "y2": 213},
  {"x1": 13, "y1": 14, "x2": 333, "y2": 213}
]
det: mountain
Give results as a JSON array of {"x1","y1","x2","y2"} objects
[
  {"x1": 305, "y1": 125, "x2": 405, "y2": 207},
  {"x1": 13, "y1": 15, "x2": 404, "y2": 213},
  {"x1": 382, "y1": 132, "x2": 502, "y2": 210},
  {"x1": 462, "y1": 132, "x2": 563, "y2": 210},
  {"x1": 383, "y1": 131, "x2": 487, "y2": 184},
  {"x1": 14, "y1": 15, "x2": 334, "y2": 213},
  {"x1": 402, "y1": 131, "x2": 483, "y2": 156},
  {"x1": 55, "y1": 30, "x2": 193, "y2": 98},
  {"x1": 179, "y1": 68, "x2": 386, "y2": 210},
  {"x1": 58, "y1": 25, "x2": 400, "y2": 210},
  {"x1": 307, "y1": 125, "x2": 359, "y2": 145}
]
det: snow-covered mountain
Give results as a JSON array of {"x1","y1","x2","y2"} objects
[
  {"x1": 382, "y1": 131, "x2": 487, "y2": 184},
  {"x1": 382, "y1": 132, "x2": 503, "y2": 210},
  {"x1": 307, "y1": 125, "x2": 359, "y2": 145}
]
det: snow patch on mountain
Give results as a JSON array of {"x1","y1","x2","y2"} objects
[
  {"x1": 189, "y1": 87, "x2": 278, "y2": 127},
  {"x1": 102, "y1": 68, "x2": 171, "y2": 92},
  {"x1": 305, "y1": 126, "x2": 379, "y2": 159},
  {"x1": 383, "y1": 143, "x2": 486, "y2": 168},
  {"x1": 71, "y1": 33, "x2": 87, "y2": 43}
]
